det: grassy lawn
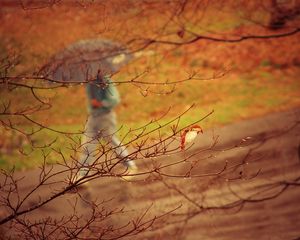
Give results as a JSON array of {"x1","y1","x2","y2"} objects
[{"x1": 2, "y1": 65, "x2": 299, "y2": 171}]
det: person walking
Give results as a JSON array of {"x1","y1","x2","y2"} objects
[{"x1": 76, "y1": 71, "x2": 137, "y2": 180}]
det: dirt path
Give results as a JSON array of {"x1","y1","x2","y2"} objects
[{"x1": 1, "y1": 109, "x2": 300, "y2": 239}]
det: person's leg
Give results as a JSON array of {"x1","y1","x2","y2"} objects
[
  {"x1": 102, "y1": 111, "x2": 137, "y2": 168},
  {"x1": 110, "y1": 135, "x2": 136, "y2": 168},
  {"x1": 78, "y1": 116, "x2": 99, "y2": 177}
]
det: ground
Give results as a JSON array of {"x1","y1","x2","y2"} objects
[{"x1": 1, "y1": 108, "x2": 299, "y2": 239}]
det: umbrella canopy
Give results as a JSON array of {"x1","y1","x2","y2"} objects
[{"x1": 42, "y1": 39, "x2": 132, "y2": 83}]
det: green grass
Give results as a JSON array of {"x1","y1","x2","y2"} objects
[
  {"x1": 1, "y1": 124, "x2": 84, "y2": 170},
  {"x1": 1, "y1": 66, "x2": 300, "y2": 170}
]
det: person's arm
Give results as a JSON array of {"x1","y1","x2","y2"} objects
[
  {"x1": 100, "y1": 76, "x2": 120, "y2": 109},
  {"x1": 91, "y1": 98, "x2": 102, "y2": 108},
  {"x1": 86, "y1": 83, "x2": 102, "y2": 108},
  {"x1": 86, "y1": 76, "x2": 120, "y2": 109}
]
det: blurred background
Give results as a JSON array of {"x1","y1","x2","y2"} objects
[{"x1": 0, "y1": 0, "x2": 299, "y2": 170}]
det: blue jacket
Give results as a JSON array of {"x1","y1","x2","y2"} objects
[{"x1": 86, "y1": 75, "x2": 120, "y2": 115}]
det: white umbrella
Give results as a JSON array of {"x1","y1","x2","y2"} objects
[{"x1": 41, "y1": 39, "x2": 132, "y2": 83}]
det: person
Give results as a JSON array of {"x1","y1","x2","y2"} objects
[{"x1": 76, "y1": 71, "x2": 137, "y2": 181}]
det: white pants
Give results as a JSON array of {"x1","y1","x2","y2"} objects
[{"x1": 79, "y1": 111, "x2": 133, "y2": 176}]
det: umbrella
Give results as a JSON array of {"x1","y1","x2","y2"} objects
[{"x1": 41, "y1": 39, "x2": 132, "y2": 83}]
